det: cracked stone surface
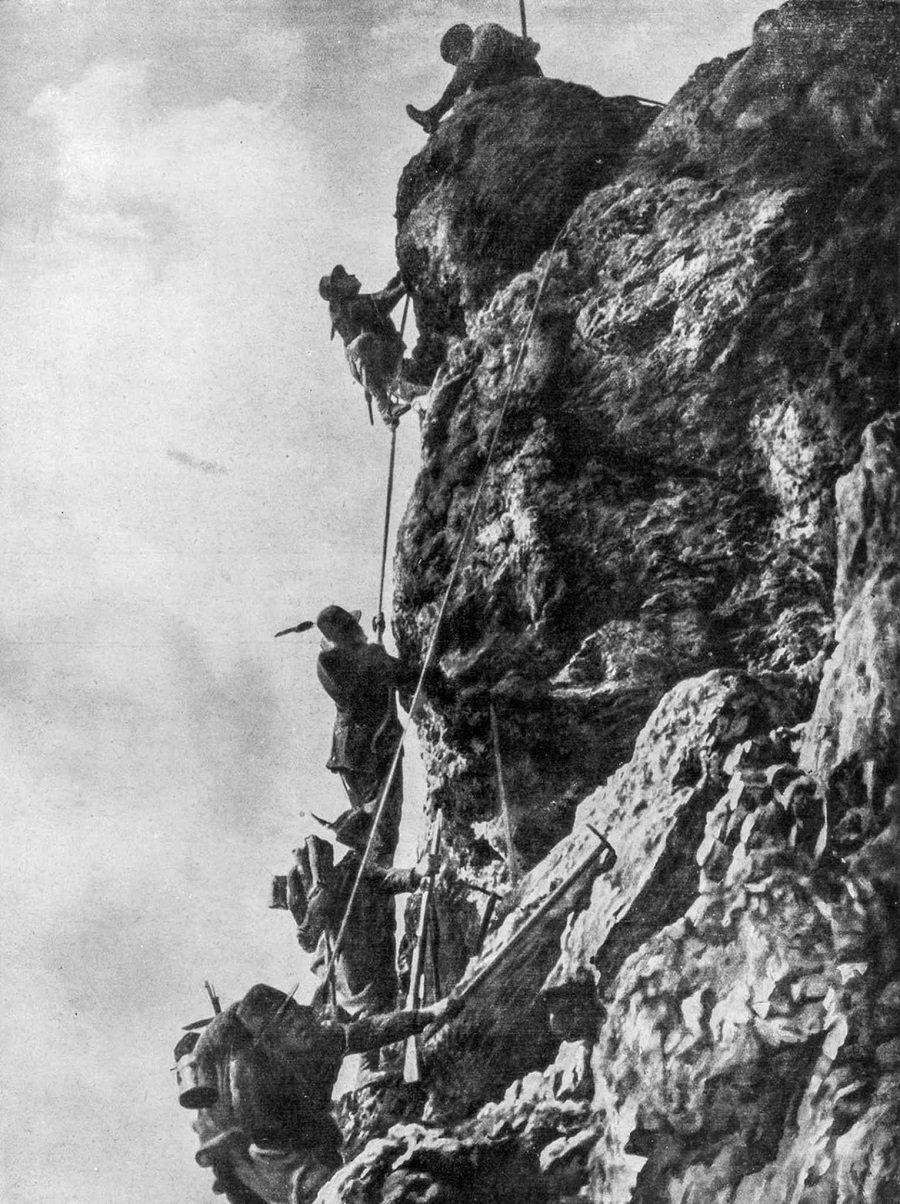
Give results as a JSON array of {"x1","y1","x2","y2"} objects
[{"x1": 250, "y1": 3, "x2": 900, "y2": 1201}]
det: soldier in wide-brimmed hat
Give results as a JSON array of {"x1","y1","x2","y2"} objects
[
  {"x1": 277, "y1": 603, "x2": 420, "y2": 862},
  {"x1": 316, "y1": 604, "x2": 419, "y2": 861},
  {"x1": 176, "y1": 982, "x2": 463, "y2": 1203},
  {"x1": 406, "y1": 22, "x2": 541, "y2": 134},
  {"x1": 318, "y1": 265, "x2": 408, "y2": 427},
  {"x1": 272, "y1": 816, "x2": 430, "y2": 1082}
]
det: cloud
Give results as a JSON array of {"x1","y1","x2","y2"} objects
[{"x1": 167, "y1": 448, "x2": 228, "y2": 475}]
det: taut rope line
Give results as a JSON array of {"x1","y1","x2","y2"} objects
[
  {"x1": 325, "y1": 221, "x2": 571, "y2": 981},
  {"x1": 374, "y1": 424, "x2": 398, "y2": 642}
]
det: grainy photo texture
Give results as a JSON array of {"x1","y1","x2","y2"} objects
[{"x1": 2, "y1": 2, "x2": 898, "y2": 1203}]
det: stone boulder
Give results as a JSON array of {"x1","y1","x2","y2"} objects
[{"x1": 396, "y1": 80, "x2": 659, "y2": 372}]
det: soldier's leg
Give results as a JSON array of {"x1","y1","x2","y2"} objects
[
  {"x1": 371, "y1": 768, "x2": 403, "y2": 863},
  {"x1": 348, "y1": 886, "x2": 401, "y2": 1081},
  {"x1": 340, "y1": 762, "x2": 402, "y2": 863},
  {"x1": 338, "y1": 769, "x2": 368, "y2": 811},
  {"x1": 356, "y1": 969, "x2": 399, "y2": 1079}
]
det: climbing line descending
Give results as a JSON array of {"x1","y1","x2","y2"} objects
[
  {"x1": 490, "y1": 702, "x2": 520, "y2": 887},
  {"x1": 374, "y1": 424, "x2": 398, "y2": 642},
  {"x1": 325, "y1": 219, "x2": 572, "y2": 982},
  {"x1": 374, "y1": 290, "x2": 409, "y2": 633}
]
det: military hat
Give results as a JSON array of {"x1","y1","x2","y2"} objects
[
  {"x1": 318, "y1": 264, "x2": 361, "y2": 301},
  {"x1": 316, "y1": 604, "x2": 363, "y2": 639},
  {"x1": 314, "y1": 807, "x2": 372, "y2": 852},
  {"x1": 440, "y1": 23, "x2": 473, "y2": 63},
  {"x1": 236, "y1": 983, "x2": 301, "y2": 1036}
]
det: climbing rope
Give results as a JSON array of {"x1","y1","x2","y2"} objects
[
  {"x1": 325, "y1": 219, "x2": 572, "y2": 982},
  {"x1": 398, "y1": 291, "x2": 411, "y2": 342},
  {"x1": 373, "y1": 424, "x2": 397, "y2": 643},
  {"x1": 373, "y1": 288, "x2": 412, "y2": 642}
]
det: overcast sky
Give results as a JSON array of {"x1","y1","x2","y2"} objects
[{"x1": 1, "y1": 2, "x2": 762, "y2": 1201}]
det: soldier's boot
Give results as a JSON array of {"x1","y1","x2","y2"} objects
[{"x1": 405, "y1": 104, "x2": 438, "y2": 134}]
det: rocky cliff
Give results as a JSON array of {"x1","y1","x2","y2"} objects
[{"x1": 317, "y1": 1, "x2": 899, "y2": 1201}]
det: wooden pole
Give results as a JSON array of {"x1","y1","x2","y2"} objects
[
  {"x1": 519, "y1": 0, "x2": 528, "y2": 38},
  {"x1": 322, "y1": 935, "x2": 338, "y2": 1008},
  {"x1": 403, "y1": 812, "x2": 443, "y2": 1082},
  {"x1": 456, "y1": 827, "x2": 616, "y2": 1005}
]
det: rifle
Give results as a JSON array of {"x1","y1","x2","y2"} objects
[
  {"x1": 403, "y1": 811, "x2": 443, "y2": 1083},
  {"x1": 180, "y1": 981, "x2": 222, "y2": 1031},
  {"x1": 204, "y1": 981, "x2": 222, "y2": 1015}
]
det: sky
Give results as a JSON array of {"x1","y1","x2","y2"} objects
[{"x1": 0, "y1": 2, "x2": 763, "y2": 1201}]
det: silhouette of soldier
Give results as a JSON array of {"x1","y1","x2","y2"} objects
[
  {"x1": 314, "y1": 604, "x2": 418, "y2": 863},
  {"x1": 176, "y1": 984, "x2": 462, "y2": 1204},
  {"x1": 319, "y1": 266, "x2": 408, "y2": 426},
  {"x1": 406, "y1": 22, "x2": 542, "y2": 134},
  {"x1": 273, "y1": 816, "x2": 432, "y2": 1082}
]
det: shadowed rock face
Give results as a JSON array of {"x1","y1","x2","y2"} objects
[
  {"x1": 310, "y1": 3, "x2": 899, "y2": 1202},
  {"x1": 393, "y1": 0, "x2": 899, "y2": 872},
  {"x1": 396, "y1": 80, "x2": 660, "y2": 376}
]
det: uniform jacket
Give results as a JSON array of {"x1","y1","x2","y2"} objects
[{"x1": 317, "y1": 641, "x2": 416, "y2": 775}]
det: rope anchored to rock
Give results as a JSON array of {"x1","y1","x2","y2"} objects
[
  {"x1": 373, "y1": 424, "x2": 398, "y2": 643},
  {"x1": 324, "y1": 217, "x2": 575, "y2": 987}
]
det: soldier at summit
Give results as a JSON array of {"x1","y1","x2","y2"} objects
[
  {"x1": 319, "y1": 265, "x2": 409, "y2": 427},
  {"x1": 406, "y1": 22, "x2": 542, "y2": 134}
]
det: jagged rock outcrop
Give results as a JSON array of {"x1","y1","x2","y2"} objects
[
  {"x1": 396, "y1": 81, "x2": 659, "y2": 375},
  {"x1": 309, "y1": 3, "x2": 899, "y2": 1201},
  {"x1": 325, "y1": 405, "x2": 899, "y2": 1201},
  {"x1": 423, "y1": 669, "x2": 799, "y2": 1117},
  {"x1": 393, "y1": 0, "x2": 899, "y2": 871},
  {"x1": 799, "y1": 412, "x2": 900, "y2": 816}
]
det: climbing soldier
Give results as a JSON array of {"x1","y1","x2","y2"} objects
[
  {"x1": 277, "y1": 604, "x2": 420, "y2": 863},
  {"x1": 319, "y1": 265, "x2": 409, "y2": 427},
  {"x1": 406, "y1": 22, "x2": 542, "y2": 134},
  {"x1": 175, "y1": 983, "x2": 463, "y2": 1204},
  {"x1": 272, "y1": 818, "x2": 431, "y2": 1081}
]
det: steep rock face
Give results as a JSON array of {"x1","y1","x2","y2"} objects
[
  {"x1": 421, "y1": 669, "x2": 798, "y2": 1118},
  {"x1": 589, "y1": 856, "x2": 898, "y2": 1204},
  {"x1": 326, "y1": 406, "x2": 899, "y2": 1201},
  {"x1": 576, "y1": 411, "x2": 899, "y2": 1204},
  {"x1": 396, "y1": 81, "x2": 658, "y2": 374},
  {"x1": 317, "y1": 3, "x2": 899, "y2": 1201},
  {"x1": 799, "y1": 413, "x2": 900, "y2": 816},
  {"x1": 393, "y1": 0, "x2": 900, "y2": 870}
]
